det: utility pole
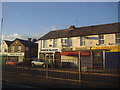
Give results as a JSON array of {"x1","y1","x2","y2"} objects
[
  {"x1": 0, "y1": 2, "x2": 3, "y2": 89},
  {"x1": 0, "y1": 0, "x2": 3, "y2": 49},
  {"x1": 0, "y1": 18, "x2": 3, "y2": 45}
]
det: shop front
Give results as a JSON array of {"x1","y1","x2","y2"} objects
[
  {"x1": 60, "y1": 48, "x2": 106, "y2": 69},
  {"x1": 7, "y1": 53, "x2": 24, "y2": 62},
  {"x1": 39, "y1": 48, "x2": 61, "y2": 65},
  {"x1": 92, "y1": 46, "x2": 120, "y2": 69}
]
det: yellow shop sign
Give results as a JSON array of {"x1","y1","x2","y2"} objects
[{"x1": 92, "y1": 46, "x2": 120, "y2": 52}]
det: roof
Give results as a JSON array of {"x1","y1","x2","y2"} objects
[
  {"x1": 4, "y1": 40, "x2": 12, "y2": 46},
  {"x1": 15, "y1": 38, "x2": 38, "y2": 47},
  {"x1": 39, "y1": 22, "x2": 120, "y2": 40}
]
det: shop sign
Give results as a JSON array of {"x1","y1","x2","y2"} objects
[
  {"x1": 40, "y1": 49, "x2": 59, "y2": 52},
  {"x1": 92, "y1": 46, "x2": 120, "y2": 50},
  {"x1": 8, "y1": 53, "x2": 24, "y2": 56}
]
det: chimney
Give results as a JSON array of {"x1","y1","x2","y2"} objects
[
  {"x1": 69, "y1": 25, "x2": 75, "y2": 30},
  {"x1": 32, "y1": 38, "x2": 37, "y2": 42},
  {"x1": 28, "y1": 38, "x2": 31, "y2": 42}
]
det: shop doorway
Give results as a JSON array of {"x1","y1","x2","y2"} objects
[{"x1": 46, "y1": 53, "x2": 54, "y2": 64}]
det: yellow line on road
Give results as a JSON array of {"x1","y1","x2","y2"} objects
[{"x1": 47, "y1": 77, "x2": 79, "y2": 82}]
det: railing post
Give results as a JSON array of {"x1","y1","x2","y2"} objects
[
  {"x1": 90, "y1": 50, "x2": 93, "y2": 71},
  {"x1": 103, "y1": 50, "x2": 106, "y2": 69},
  {"x1": 46, "y1": 58, "x2": 48, "y2": 80},
  {"x1": 78, "y1": 51, "x2": 81, "y2": 83}
]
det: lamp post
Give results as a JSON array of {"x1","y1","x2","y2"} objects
[
  {"x1": 0, "y1": 18, "x2": 3, "y2": 64},
  {"x1": 0, "y1": 18, "x2": 3, "y2": 47}
]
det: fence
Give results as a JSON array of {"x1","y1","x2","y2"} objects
[{"x1": 2, "y1": 56, "x2": 120, "y2": 88}]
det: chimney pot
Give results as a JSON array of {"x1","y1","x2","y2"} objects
[{"x1": 69, "y1": 25, "x2": 75, "y2": 30}]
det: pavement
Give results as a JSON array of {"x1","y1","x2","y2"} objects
[{"x1": 2, "y1": 71, "x2": 99, "y2": 89}]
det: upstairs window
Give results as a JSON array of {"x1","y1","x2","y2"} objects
[
  {"x1": 18, "y1": 46, "x2": 21, "y2": 52},
  {"x1": 11, "y1": 46, "x2": 14, "y2": 52},
  {"x1": 62, "y1": 38, "x2": 72, "y2": 47},
  {"x1": 53, "y1": 39, "x2": 58, "y2": 47},
  {"x1": 99, "y1": 34, "x2": 104, "y2": 45},
  {"x1": 116, "y1": 33, "x2": 120, "y2": 44},
  {"x1": 43, "y1": 40, "x2": 47, "y2": 48},
  {"x1": 80, "y1": 36, "x2": 85, "y2": 46},
  {"x1": 4, "y1": 49, "x2": 7, "y2": 52}
]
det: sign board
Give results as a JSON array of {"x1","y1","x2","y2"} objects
[
  {"x1": 8, "y1": 53, "x2": 24, "y2": 56},
  {"x1": 92, "y1": 46, "x2": 120, "y2": 52},
  {"x1": 92, "y1": 46, "x2": 119, "y2": 50},
  {"x1": 40, "y1": 48, "x2": 59, "y2": 52}
]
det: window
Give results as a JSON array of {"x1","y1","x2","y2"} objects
[
  {"x1": 43, "y1": 40, "x2": 47, "y2": 48},
  {"x1": 26, "y1": 47, "x2": 29, "y2": 51},
  {"x1": 11, "y1": 46, "x2": 14, "y2": 52},
  {"x1": 18, "y1": 46, "x2": 21, "y2": 52},
  {"x1": 53, "y1": 39, "x2": 57, "y2": 47},
  {"x1": 80, "y1": 37, "x2": 85, "y2": 46},
  {"x1": 99, "y1": 34, "x2": 104, "y2": 45},
  {"x1": 4, "y1": 49, "x2": 7, "y2": 52},
  {"x1": 116, "y1": 33, "x2": 120, "y2": 44},
  {"x1": 62, "y1": 38, "x2": 72, "y2": 47}
]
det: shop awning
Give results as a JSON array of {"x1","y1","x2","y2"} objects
[{"x1": 60, "y1": 51, "x2": 90, "y2": 56}]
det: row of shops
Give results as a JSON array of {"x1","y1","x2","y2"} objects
[
  {"x1": 38, "y1": 46, "x2": 120, "y2": 69},
  {"x1": 1, "y1": 23, "x2": 120, "y2": 69}
]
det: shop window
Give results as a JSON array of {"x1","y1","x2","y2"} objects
[
  {"x1": 39, "y1": 53, "x2": 45, "y2": 59},
  {"x1": 80, "y1": 36, "x2": 85, "y2": 46},
  {"x1": 116, "y1": 33, "x2": 120, "y2": 44}
]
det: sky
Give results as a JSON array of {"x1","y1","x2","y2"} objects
[{"x1": 0, "y1": 1, "x2": 119, "y2": 41}]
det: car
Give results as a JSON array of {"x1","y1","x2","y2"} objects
[
  {"x1": 31, "y1": 60, "x2": 48, "y2": 67},
  {"x1": 6, "y1": 60, "x2": 18, "y2": 65}
]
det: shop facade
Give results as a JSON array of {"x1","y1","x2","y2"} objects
[
  {"x1": 38, "y1": 23, "x2": 120, "y2": 69},
  {"x1": 8, "y1": 38, "x2": 38, "y2": 63}
]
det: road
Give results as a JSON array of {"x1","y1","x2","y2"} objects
[{"x1": 2, "y1": 65, "x2": 120, "y2": 88}]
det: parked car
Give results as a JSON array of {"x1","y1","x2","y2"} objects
[
  {"x1": 31, "y1": 60, "x2": 49, "y2": 67},
  {"x1": 6, "y1": 60, "x2": 18, "y2": 65}
]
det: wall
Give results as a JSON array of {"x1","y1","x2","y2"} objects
[
  {"x1": 104, "y1": 34, "x2": 116, "y2": 46},
  {"x1": 8, "y1": 40, "x2": 25, "y2": 53}
]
